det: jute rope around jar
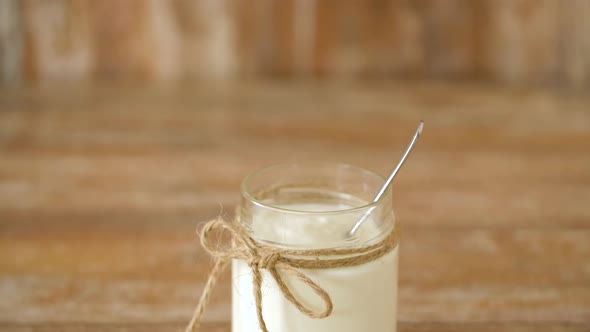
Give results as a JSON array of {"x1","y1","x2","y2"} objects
[{"x1": 185, "y1": 217, "x2": 400, "y2": 332}]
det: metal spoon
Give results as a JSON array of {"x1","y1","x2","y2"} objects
[{"x1": 347, "y1": 120, "x2": 424, "y2": 236}]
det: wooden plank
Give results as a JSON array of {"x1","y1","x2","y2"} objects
[
  {"x1": 0, "y1": 0, "x2": 24, "y2": 84},
  {"x1": 0, "y1": 226, "x2": 588, "y2": 322},
  {"x1": 560, "y1": 0, "x2": 590, "y2": 87},
  {"x1": 0, "y1": 322, "x2": 224, "y2": 332},
  {"x1": 170, "y1": 0, "x2": 237, "y2": 79},
  {"x1": 1, "y1": 322, "x2": 589, "y2": 332},
  {"x1": 485, "y1": 0, "x2": 562, "y2": 84},
  {"x1": 21, "y1": 0, "x2": 93, "y2": 82},
  {"x1": 1, "y1": 83, "x2": 588, "y2": 228},
  {"x1": 414, "y1": 0, "x2": 483, "y2": 78},
  {"x1": 0, "y1": 147, "x2": 588, "y2": 228}
]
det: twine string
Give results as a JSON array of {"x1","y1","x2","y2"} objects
[{"x1": 186, "y1": 218, "x2": 400, "y2": 332}]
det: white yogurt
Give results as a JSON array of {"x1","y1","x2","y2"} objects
[{"x1": 232, "y1": 202, "x2": 398, "y2": 332}]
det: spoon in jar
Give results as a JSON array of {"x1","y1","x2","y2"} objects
[{"x1": 347, "y1": 120, "x2": 424, "y2": 237}]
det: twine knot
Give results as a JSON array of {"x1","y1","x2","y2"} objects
[
  {"x1": 185, "y1": 217, "x2": 400, "y2": 332},
  {"x1": 250, "y1": 252, "x2": 281, "y2": 270}
]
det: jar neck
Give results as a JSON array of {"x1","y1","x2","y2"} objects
[{"x1": 239, "y1": 163, "x2": 395, "y2": 250}]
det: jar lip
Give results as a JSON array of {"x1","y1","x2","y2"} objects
[{"x1": 240, "y1": 161, "x2": 390, "y2": 215}]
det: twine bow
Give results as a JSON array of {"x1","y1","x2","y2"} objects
[{"x1": 186, "y1": 218, "x2": 400, "y2": 332}]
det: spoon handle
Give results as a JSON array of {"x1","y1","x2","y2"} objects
[
  {"x1": 348, "y1": 120, "x2": 423, "y2": 236},
  {"x1": 372, "y1": 120, "x2": 423, "y2": 203}
]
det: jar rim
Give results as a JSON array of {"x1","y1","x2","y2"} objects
[{"x1": 240, "y1": 162, "x2": 390, "y2": 215}]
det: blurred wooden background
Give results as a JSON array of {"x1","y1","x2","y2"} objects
[
  {"x1": 1, "y1": 1, "x2": 590, "y2": 332},
  {"x1": 1, "y1": 82, "x2": 589, "y2": 332},
  {"x1": 1, "y1": 0, "x2": 590, "y2": 86}
]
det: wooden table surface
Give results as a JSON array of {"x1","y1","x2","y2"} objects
[{"x1": 0, "y1": 82, "x2": 589, "y2": 331}]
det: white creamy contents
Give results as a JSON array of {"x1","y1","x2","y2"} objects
[{"x1": 232, "y1": 202, "x2": 398, "y2": 332}]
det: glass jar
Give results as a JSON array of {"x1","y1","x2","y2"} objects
[{"x1": 232, "y1": 162, "x2": 399, "y2": 332}]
